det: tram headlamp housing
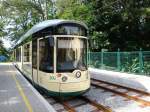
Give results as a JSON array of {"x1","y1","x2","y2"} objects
[
  {"x1": 75, "y1": 71, "x2": 81, "y2": 78},
  {"x1": 62, "y1": 76, "x2": 67, "y2": 82}
]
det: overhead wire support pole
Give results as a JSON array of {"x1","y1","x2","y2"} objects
[
  {"x1": 101, "y1": 49, "x2": 104, "y2": 69},
  {"x1": 139, "y1": 48, "x2": 144, "y2": 74},
  {"x1": 117, "y1": 48, "x2": 121, "y2": 71}
]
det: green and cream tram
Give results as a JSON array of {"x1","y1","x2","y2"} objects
[{"x1": 13, "y1": 19, "x2": 90, "y2": 97}]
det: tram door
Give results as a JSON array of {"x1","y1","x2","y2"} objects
[
  {"x1": 32, "y1": 39, "x2": 38, "y2": 84},
  {"x1": 32, "y1": 37, "x2": 54, "y2": 85}
]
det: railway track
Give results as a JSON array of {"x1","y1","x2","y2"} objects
[
  {"x1": 44, "y1": 95, "x2": 113, "y2": 112},
  {"x1": 91, "y1": 78, "x2": 150, "y2": 107}
]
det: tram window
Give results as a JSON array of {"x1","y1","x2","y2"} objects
[
  {"x1": 39, "y1": 38, "x2": 54, "y2": 73},
  {"x1": 32, "y1": 39, "x2": 37, "y2": 68},
  {"x1": 57, "y1": 37, "x2": 87, "y2": 72},
  {"x1": 49, "y1": 37, "x2": 54, "y2": 46},
  {"x1": 16, "y1": 48, "x2": 21, "y2": 62},
  {"x1": 23, "y1": 44, "x2": 30, "y2": 62},
  {"x1": 14, "y1": 50, "x2": 16, "y2": 61},
  {"x1": 56, "y1": 25, "x2": 87, "y2": 36}
]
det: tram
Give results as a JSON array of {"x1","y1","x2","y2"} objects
[{"x1": 13, "y1": 19, "x2": 90, "y2": 97}]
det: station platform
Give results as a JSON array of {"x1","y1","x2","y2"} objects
[
  {"x1": 0, "y1": 63, "x2": 56, "y2": 112},
  {"x1": 89, "y1": 67, "x2": 150, "y2": 93}
]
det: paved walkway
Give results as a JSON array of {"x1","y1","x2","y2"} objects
[{"x1": 0, "y1": 63, "x2": 56, "y2": 112}]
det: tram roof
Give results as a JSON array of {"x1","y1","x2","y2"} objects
[{"x1": 16, "y1": 19, "x2": 88, "y2": 47}]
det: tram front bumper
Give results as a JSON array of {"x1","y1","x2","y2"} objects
[{"x1": 59, "y1": 79, "x2": 90, "y2": 93}]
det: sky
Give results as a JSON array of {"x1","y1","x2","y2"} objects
[
  {"x1": 1, "y1": 22, "x2": 15, "y2": 49},
  {"x1": 2, "y1": 38, "x2": 11, "y2": 49}
]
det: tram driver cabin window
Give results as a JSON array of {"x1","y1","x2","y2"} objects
[{"x1": 39, "y1": 38, "x2": 54, "y2": 73}]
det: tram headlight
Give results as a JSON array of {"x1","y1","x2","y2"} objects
[
  {"x1": 75, "y1": 71, "x2": 81, "y2": 78},
  {"x1": 62, "y1": 76, "x2": 67, "y2": 82},
  {"x1": 57, "y1": 73, "x2": 62, "y2": 77}
]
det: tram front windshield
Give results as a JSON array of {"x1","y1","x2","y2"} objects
[{"x1": 57, "y1": 37, "x2": 87, "y2": 72}]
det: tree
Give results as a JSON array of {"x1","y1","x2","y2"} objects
[
  {"x1": 0, "y1": 0, "x2": 54, "y2": 43},
  {"x1": 0, "y1": 40, "x2": 8, "y2": 57},
  {"x1": 89, "y1": 0, "x2": 150, "y2": 51},
  {"x1": 56, "y1": 0, "x2": 91, "y2": 24},
  {"x1": 0, "y1": 0, "x2": 150, "y2": 51}
]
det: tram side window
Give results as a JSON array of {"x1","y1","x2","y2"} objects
[
  {"x1": 32, "y1": 39, "x2": 37, "y2": 69},
  {"x1": 13, "y1": 50, "x2": 16, "y2": 61},
  {"x1": 16, "y1": 48, "x2": 21, "y2": 62},
  {"x1": 23, "y1": 44, "x2": 30, "y2": 62},
  {"x1": 39, "y1": 38, "x2": 54, "y2": 73}
]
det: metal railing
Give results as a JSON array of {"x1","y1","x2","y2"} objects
[{"x1": 88, "y1": 49, "x2": 150, "y2": 76}]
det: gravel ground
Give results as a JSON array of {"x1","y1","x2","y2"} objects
[{"x1": 84, "y1": 86, "x2": 150, "y2": 112}]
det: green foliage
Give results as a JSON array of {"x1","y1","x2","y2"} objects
[
  {"x1": 143, "y1": 62, "x2": 150, "y2": 75},
  {"x1": 0, "y1": 0, "x2": 54, "y2": 43},
  {"x1": 89, "y1": 51, "x2": 150, "y2": 75},
  {"x1": 121, "y1": 58, "x2": 140, "y2": 73},
  {"x1": 121, "y1": 57, "x2": 150, "y2": 75},
  {"x1": 90, "y1": 31, "x2": 110, "y2": 51},
  {"x1": 56, "y1": 0, "x2": 92, "y2": 23},
  {"x1": 89, "y1": 0, "x2": 150, "y2": 51},
  {"x1": 0, "y1": 40, "x2": 9, "y2": 57},
  {"x1": 0, "y1": 0, "x2": 150, "y2": 52}
]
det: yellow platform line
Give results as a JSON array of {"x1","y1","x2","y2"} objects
[{"x1": 12, "y1": 74, "x2": 33, "y2": 112}]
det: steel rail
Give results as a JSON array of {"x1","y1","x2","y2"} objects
[
  {"x1": 61, "y1": 101, "x2": 76, "y2": 112},
  {"x1": 79, "y1": 96, "x2": 113, "y2": 112},
  {"x1": 53, "y1": 98, "x2": 76, "y2": 112},
  {"x1": 91, "y1": 78, "x2": 150, "y2": 96},
  {"x1": 51, "y1": 96, "x2": 113, "y2": 112},
  {"x1": 91, "y1": 79, "x2": 150, "y2": 107}
]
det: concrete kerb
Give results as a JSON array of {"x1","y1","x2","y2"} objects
[{"x1": 89, "y1": 67, "x2": 150, "y2": 93}]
